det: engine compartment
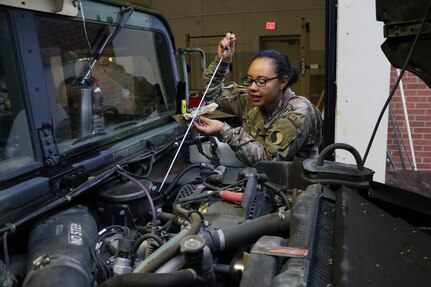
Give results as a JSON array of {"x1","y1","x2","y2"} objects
[
  {"x1": 2, "y1": 155, "x2": 306, "y2": 286},
  {"x1": 1, "y1": 139, "x2": 431, "y2": 287},
  {"x1": 0, "y1": 120, "x2": 334, "y2": 287}
]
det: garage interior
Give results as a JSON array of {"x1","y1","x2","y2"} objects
[
  {"x1": 130, "y1": 0, "x2": 326, "y2": 108},
  {"x1": 128, "y1": 0, "x2": 431, "y2": 183}
]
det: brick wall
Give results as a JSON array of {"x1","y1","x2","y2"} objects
[{"x1": 387, "y1": 67, "x2": 431, "y2": 171}]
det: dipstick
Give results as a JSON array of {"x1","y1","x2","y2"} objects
[{"x1": 158, "y1": 46, "x2": 230, "y2": 193}]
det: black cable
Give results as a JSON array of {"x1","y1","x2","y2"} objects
[
  {"x1": 363, "y1": 0, "x2": 431, "y2": 164},
  {"x1": 263, "y1": 182, "x2": 291, "y2": 209},
  {"x1": 202, "y1": 177, "x2": 248, "y2": 192},
  {"x1": 201, "y1": 181, "x2": 219, "y2": 190},
  {"x1": 92, "y1": 244, "x2": 109, "y2": 280},
  {"x1": 119, "y1": 137, "x2": 181, "y2": 179},
  {"x1": 92, "y1": 226, "x2": 130, "y2": 281},
  {"x1": 120, "y1": 151, "x2": 156, "y2": 179},
  {"x1": 177, "y1": 190, "x2": 217, "y2": 203},
  {"x1": 161, "y1": 163, "x2": 210, "y2": 201}
]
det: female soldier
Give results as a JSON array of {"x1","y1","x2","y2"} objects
[{"x1": 193, "y1": 33, "x2": 322, "y2": 166}]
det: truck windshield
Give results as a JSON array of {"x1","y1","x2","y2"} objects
[
  {"x1": 36, "y1": 15, "x2": 177, "y2": 154},
  {"x1": 0, "y1": 12, "x2": 36, "y2": 176}
]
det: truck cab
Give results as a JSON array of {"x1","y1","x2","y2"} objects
[
  {"x1": 1, "y1": 0, "x2": 182, "y2": 210},
  {"x1": 0, "y1": 1, "x2": 190, "y2": 284}
]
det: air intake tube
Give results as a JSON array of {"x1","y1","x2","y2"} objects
[
  {"x1": 202, "y1": 209, "x2": 290, "y2": 253},
  {"x1": 23, "y1": 206, "x2": 98, "y2": 287}
]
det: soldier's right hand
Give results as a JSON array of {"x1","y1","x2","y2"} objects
[{"x1": 217, "y1": 32, "x2": 236, "y2": 62}]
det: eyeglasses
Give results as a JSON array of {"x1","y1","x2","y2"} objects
[{"x1": 241, "y1": 76, "x2": 279, "y2": 87}]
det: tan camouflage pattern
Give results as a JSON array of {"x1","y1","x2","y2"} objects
[{"x1": 203, "y1": 58, "x2": 322, "y2": 166}]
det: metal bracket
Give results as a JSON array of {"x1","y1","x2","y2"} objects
[
  {"x1": 384, "y1": 21, "x2": 431, "y2": 38},
  {"x1": 38, "y1": 123, "x2": 60, "y2": 167}
]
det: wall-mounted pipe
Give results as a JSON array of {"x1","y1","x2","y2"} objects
[{"x1": 396, "y1": 69, "x2": 417, "y2": 171}]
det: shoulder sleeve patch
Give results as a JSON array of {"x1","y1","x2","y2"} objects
[
  {"x1": 264, "y1": 117, "x2": 301, "y2": 154},
  {"x1": 269, "y1": 130, "x2": 284, "y2": 145}
]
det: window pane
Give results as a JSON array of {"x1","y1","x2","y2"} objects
[
  {"x1": 36, "y1": 16, "x2": 176, "y2": 153},
  {"x1": 0, "y1": 11, "x2": 36, "y2": 176}
]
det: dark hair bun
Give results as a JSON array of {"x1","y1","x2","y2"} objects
[
  {"x1": 288, "y1": 64, "x2": 298, "y2": 86},
  {"x1": 253, "y1": 50, "x2": 298, "y2": 87}
]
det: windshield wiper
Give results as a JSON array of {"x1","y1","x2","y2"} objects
[
  {"x1": 72, "y1": 132, "x2": 107, "y2": 145},
  {"x1": 79, "y1": 6, "x2": 133, "y2": 85},
  {"x1": 114, "y1": 121, "x2": 138, "y2": 130}
]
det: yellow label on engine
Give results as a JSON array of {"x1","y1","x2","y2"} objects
[{"x1": 199, "y1": 202, "x2": 208, "y2": 213}]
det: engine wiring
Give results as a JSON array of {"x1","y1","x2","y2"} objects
[
  {"x1": 176, "y1": 177, "x2": 249, "y2": 207},
  {"x1": 0, "y1": 141, "x2": 179, "y2": 286},
  {"x1": 0, "y1": 138, "x2": 177, "y2": 239},
  {"x1": 92, "y1": 225, "x2": 131, "y2": 281},
  {"x1": 118, "y1": 137, "x2": 179, "y2": 179},
  {"x1": 117, "y1": 151, "x2": 156, "y2": 179}
]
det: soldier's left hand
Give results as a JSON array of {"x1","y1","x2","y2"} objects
[{"x1": 192, "y1": 116, "x2": 224, "y2": 136}]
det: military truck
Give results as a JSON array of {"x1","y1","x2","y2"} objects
[{"x1": 0, "y1": 1, "x2": 430, "y2": 286}]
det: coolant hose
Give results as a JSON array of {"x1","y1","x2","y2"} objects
[
  {"x1": 204, "y1": 210, "x2": 290, "y2": 253},
  {"x1": 98, "y1": 269, "x2": 200, "y2": 287},
  {"x1": 133, "y1": 205, "x2": 202, "y2": 273}
]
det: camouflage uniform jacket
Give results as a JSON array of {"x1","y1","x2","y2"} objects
[{"x1": 203, "y1": 58, "x2": 322, "y2": 166}]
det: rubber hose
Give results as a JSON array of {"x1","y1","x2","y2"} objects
[
  {"x1": 134, "y1": 233, "x2": 164, "y2": 252},
  {"x1": 174, "y1": 203, "x2": 196, "y2": 218},
  {"x1": 133, "y1": 208, "x2": 202, "y2": 273},
  {"x1": 207, "y1": 211, "x2": 290, "y2": 252},
  {"x1": 276, "y1": 190, "x2": 291, "y2": 209},
  {"x1": 98, "y1": 269, "x2": 200, "y2": 287},
  {"x1": 159, "y1": 212, "x2": 176, "y2": 222}
]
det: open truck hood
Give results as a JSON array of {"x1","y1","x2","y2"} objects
[
  {"x1": 376, "y1": 0, "x2": 431, "y2": 87},
  {"x1": 376, "y1": 0, "x2": 431, "y2": 195}
]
